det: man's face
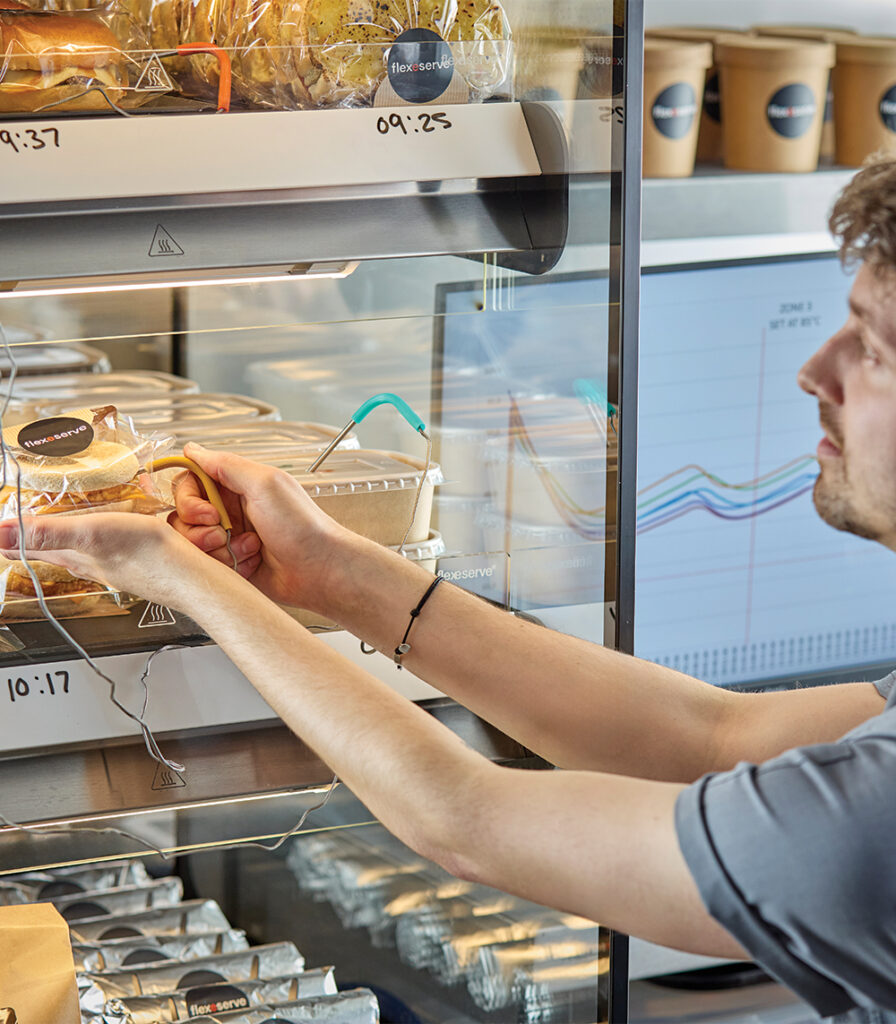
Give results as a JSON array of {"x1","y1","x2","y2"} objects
[{"x1": 798, "y1": 263, "x2": 896, "y2": 548}]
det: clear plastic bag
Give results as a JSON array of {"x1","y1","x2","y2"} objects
[
  {"x1": 145, "y1": 0, "x2": 512, "y2": 109},
  {"x1": 0, "y1": 405, "x2": 173, "y2": 619},
  {"x1": 0, "y1": 2, "x2": 177, "y2": 114}
]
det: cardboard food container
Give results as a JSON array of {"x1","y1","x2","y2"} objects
[
  {"x1": 274, "y1": 450, "x2": 442, "y2": 547},
  {"x1": 716, "y1": 36, "x2": 834, "y2": 172},
  {"x1": 753, "y1": 25, "x2": 858, "y2": 161},
  {"x1": 832, "y1": 36, "x2": 896, "y2": 166},
  {"x1": 642, "y1": 38, "x2": 713, "y2": 178},
  {"x1": 514, "y1": 26, "x2": 586, "y2": 100},
  {"x1": 646, "y1": 27, "x2": 742, "y2": 163}
]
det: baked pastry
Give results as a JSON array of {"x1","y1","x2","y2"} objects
[{"x1": 0, "y1": 8, "x2": 128, "y2": 112}]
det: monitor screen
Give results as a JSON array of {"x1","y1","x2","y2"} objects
[{"x1": 637, "y1": 253, "x2": 896, "y2": 689}]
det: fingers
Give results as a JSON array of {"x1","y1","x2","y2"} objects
[
  {"x1": 0, "y1": 515, "x2": 81, "y2": 556},
  {"x1": 171, "y1": 470, "x2": 220, "y2": 526},
  {"x1": 183, "y1": 443, "x2": 270, "y2": 499},
  {"x1": 167, "y1": 510, "x2": 261, "y2": 565}
]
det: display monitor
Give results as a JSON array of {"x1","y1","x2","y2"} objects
[{"x1": 637, "y1": 253, "x2": 896, "y2": 690}]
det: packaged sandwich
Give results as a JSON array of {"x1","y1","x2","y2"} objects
[
  {"x1": 144, "y1": 0, "x2": 511, "y2": 109},
  {"x1": 177, "y1": 988, "x2": 381, "y2": 1024},
  {"x1": 101, "y1": 966, "x2": 337, "y2": 1023},
  {"x1": 69, "y1": 898, "x2": 232, "y2": 943},
  {"x1": 47, "y1": 876, "x2": 183, "y2": 922},
  {"x1": 0, "y1": 859, "x2": 151, "y2": 899},
  {"x1": 0, "y1": 405, "x2": 172, "y2": 620},
  {"x1": 0, "y1": 5, "x2": 131, "y2": 113},
  {"x1": 78, "y1": 941, "x2": 305, "y2": 1014}
]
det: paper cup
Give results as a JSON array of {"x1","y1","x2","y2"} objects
[
  {"x1": 643, "y1": 38, "x2": 712, "y2": 178},
  {"x1": 716, "y1": 36, "x2": 834, "y2": 172},
  {"x1": 832, "y1": 36, "x2": 896, "y2": 166},
  {"x1": 646, "y1": 28, "x2": 745, "y2": 164},
  {"x1": 753, "y1": 26, "x2": 858, "y2": 161},
  {"x1": 514, "y1": 27, "x2": 586, "y2": 100}
]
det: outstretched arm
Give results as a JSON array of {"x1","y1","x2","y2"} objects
[{"x1": 170, "y1": 447, "x2": 886, "y2": 782}]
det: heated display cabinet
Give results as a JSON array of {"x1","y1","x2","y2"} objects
[{"x1": 0, "y1": 1, "x2": 639, "y2": 1021}]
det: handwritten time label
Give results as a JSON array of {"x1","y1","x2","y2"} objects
[
  {"x1": 7, "y1": 670, "x2": 70, "y2": 703},
  {"x1": 0, "y1": 127, "x2": 61, "y2": 154},
  {"x1": 376, "y1": 111, "x2": 453, "y2": 137}
]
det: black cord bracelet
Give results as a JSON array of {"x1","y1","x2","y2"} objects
[{"x1": 393, "y1": 576, "x2": 444, "y2": 669}]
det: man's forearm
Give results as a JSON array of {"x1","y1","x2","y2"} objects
[{"x1": 313, "y1": 533, "x2": 731, "y2": 782}]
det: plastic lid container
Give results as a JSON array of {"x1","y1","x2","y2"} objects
[
  {"x1": 165, "y1": 420, "x2": 360, "y2": 457},
  {"x1": 273, "y1": 449, "x2": 442, "y2": 547},
  {"x1": 752, "y1": 25, "x2": 857, "y2": 41},
  {"x1": 0, "y1": 340, "x2": 111, "y2": 375},
  {"x1": 388, "y1": 529, "x2": 446, "y2": 564},
  {"x1": 15, "y1": 371, "x2": 198, "y2": 402},
  {"x1": 35, "y1": 392, "x2": 280, "y2": 430}
]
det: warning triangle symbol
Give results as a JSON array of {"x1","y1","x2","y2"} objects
[
  {"x1": 134, "y1": 54, "x2": 174, "y2": 93},
  {"x1": 148, "y1": 225, "x2": 184, "y2": 258},
  {"x1": 152, "y1": 763, "x2": 186, "y2": 791},
  {"x1": 138, "y1": 601, "x2": 178, "y2": 627}
]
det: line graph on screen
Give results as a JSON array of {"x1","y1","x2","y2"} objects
[{"x1": 636, "y1": 255, "x2": 896, "y2": 687}]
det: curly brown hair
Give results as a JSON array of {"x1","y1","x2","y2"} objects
[{"x1": 829, "y1": 154, "x2": 896, "y2": 270}]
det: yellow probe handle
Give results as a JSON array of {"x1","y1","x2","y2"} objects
[{"x1": 146, "y1": 456, "x2": 233, "y2": 532}]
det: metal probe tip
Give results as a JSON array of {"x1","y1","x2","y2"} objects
[{"x1": 225, "y1": 529, "x2": 238, "y2": 572}]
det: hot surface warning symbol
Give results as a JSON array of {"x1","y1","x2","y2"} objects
[
  {"x1": 138, "y1": 602, "x2": 177, "y2": 628},
  {"x1": 149, "y1": 225, "x2": 184, "y2": 257},
  {"x1": 152, "y1": 763, "x2": 186, "y2": 790},
  {"x1": 135, "y1": 54, "x2": 174, "y2": 92}
]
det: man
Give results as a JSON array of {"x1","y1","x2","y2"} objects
[{"x1": 3, "y1": 157, "x2": 896, "y2": 1022}]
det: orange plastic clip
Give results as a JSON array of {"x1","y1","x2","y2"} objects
[{"x1": 175, "y1": 43, "x2": 232, "y2": 112}]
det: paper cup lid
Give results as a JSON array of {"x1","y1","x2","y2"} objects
[
  {"x1": 753, "y1": 25, "x2": 858, "y2": 42},
  {"x1": 717, "y1": 35, "x2": 835, "y2": 69},
  {"x1": 836, "y1": 36, "x2": 896, "y2": 65},
  {"x1": 644, "y1": 37, "x2": 713, "y2": 71}
]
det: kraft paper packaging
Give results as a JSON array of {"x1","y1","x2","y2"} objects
[
  {"x1": 832, "y1": 36, "x2": 896, "y2": 165},
  {"x1": 0, "y1": 903, "x2": 80, "y2": 1023},
  {"x1": 716, "y1": 36, "x2": 834, "y2": 172},
  {"x1": 752, "y1": 25, "x2": 857, "y2": 161},
  {"x1": 642, "y1": 38, "x2": 712, "y2": 177}
]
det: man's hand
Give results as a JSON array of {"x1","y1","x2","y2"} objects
[{"x1": 168, "y1": 443, "x2": 351, "y2": 611}]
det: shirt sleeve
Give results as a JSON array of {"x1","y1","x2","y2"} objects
[
  {"x1": 675, "y1": 731, "x2": 896, "y2": 1018},
  {"x1": 873, "y1": 671, "x2": 896, "y2": 702}
]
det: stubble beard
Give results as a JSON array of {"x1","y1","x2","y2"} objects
[{"x1": 812, "y1": 467, "x2": 880, "y2": 541}]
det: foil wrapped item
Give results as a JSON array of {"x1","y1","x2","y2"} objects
[
  {"x1": 69, "y1": 899, "x2": 232, "y2": 943},
  {"x1": 514, "y1": 954, "x2": 608, "y2": 1024},
  {"x1": 48, "y1": 877, "x2": 183, "y2": 922},
  {"x1": 72, "y1": 928, "x2": 249, "y2": 972},
  {"x1": 0, "y1": 860, "x2": 150, "y2": 900},
  {"x1": 174, "y1": 988, "x2": 380, "y2": 1023},
  {"x1": 98, "y1": 967, "x2": 336, "y2": 1023},
  {"x1": 79, "y1": 942, "x2": 305, "y2": 1015}
]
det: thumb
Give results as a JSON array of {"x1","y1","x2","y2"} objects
[
  {"x1": 183, "y1": 443, "x2": 268, "y2": 499},
  {"x1": 0, "y1": 516, "x2": 81, "y2": 556}
]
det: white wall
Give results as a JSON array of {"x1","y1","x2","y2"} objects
[{"x1": 646, "y1": 0, "x2": 896, "y2": 35}]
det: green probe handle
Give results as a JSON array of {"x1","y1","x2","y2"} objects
[
  {"x1": 574, "y1": 378, "x2": 617, "y2": 417},
  {"x1": 351, "y1": 392, "x2": 427, "y2": 434}
]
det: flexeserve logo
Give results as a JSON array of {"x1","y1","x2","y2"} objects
[
  {"x1": 651, "y1": 82, "x2": 698, "y2": 139},
  {"x1": 387, "y1": 27, "x2": 454, "y2": 103},
  {"x1": 766, "y1": 83, "x2": 816, "y2": 138},
  {"x1": 880, "y1": 84, "x2": 896, "y2": 132}
]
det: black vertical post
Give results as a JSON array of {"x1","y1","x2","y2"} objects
[{"x1": 607, "y1": 0, "x2": 643, "y2": 1021}]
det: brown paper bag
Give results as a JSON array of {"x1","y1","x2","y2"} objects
[{"x1": 0, "y1": 904, "x2": 79, "y2": 1024}]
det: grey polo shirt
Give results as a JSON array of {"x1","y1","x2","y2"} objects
[{"x1": 675, "y1": 671, "x2": 896, "y2": 1020}]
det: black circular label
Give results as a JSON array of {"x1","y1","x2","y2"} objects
[
  {"x1": 176, "y1": 968, "x2": 226, "y2": 989},
  {"x1": 37, "y1": 880, "x2": 84, "y2": 898},
  {"x1": 122, "y1": 948, "x2": 170, "y2": 966},
  {"x1": 16, "y1": 416, "x2": 94, "y2": 457},
  {"x1": 387, "y1": 28, "x2": 454, "y2": 103},
  {"x1": 704, "y1": 70, "x2": 721, "y2": 123},
  {"x1": 766, "y1": 83, "x2": 816, "y2": 138},
  {"x1": 880, "y1": 84, "x2": 896, "y2": 133},
  {"x1": 651, "y1": 82, "x2": 698, "y2": 139},
  {"x1": 61, "y1": 901, "x2": 107, "y2": 922},
  {"x1": 98, "y1": 925, "x2": 141, "y2": 940},
  {"x1": 185, "y1": 983, "x2": 249, "y2": 1016}
]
